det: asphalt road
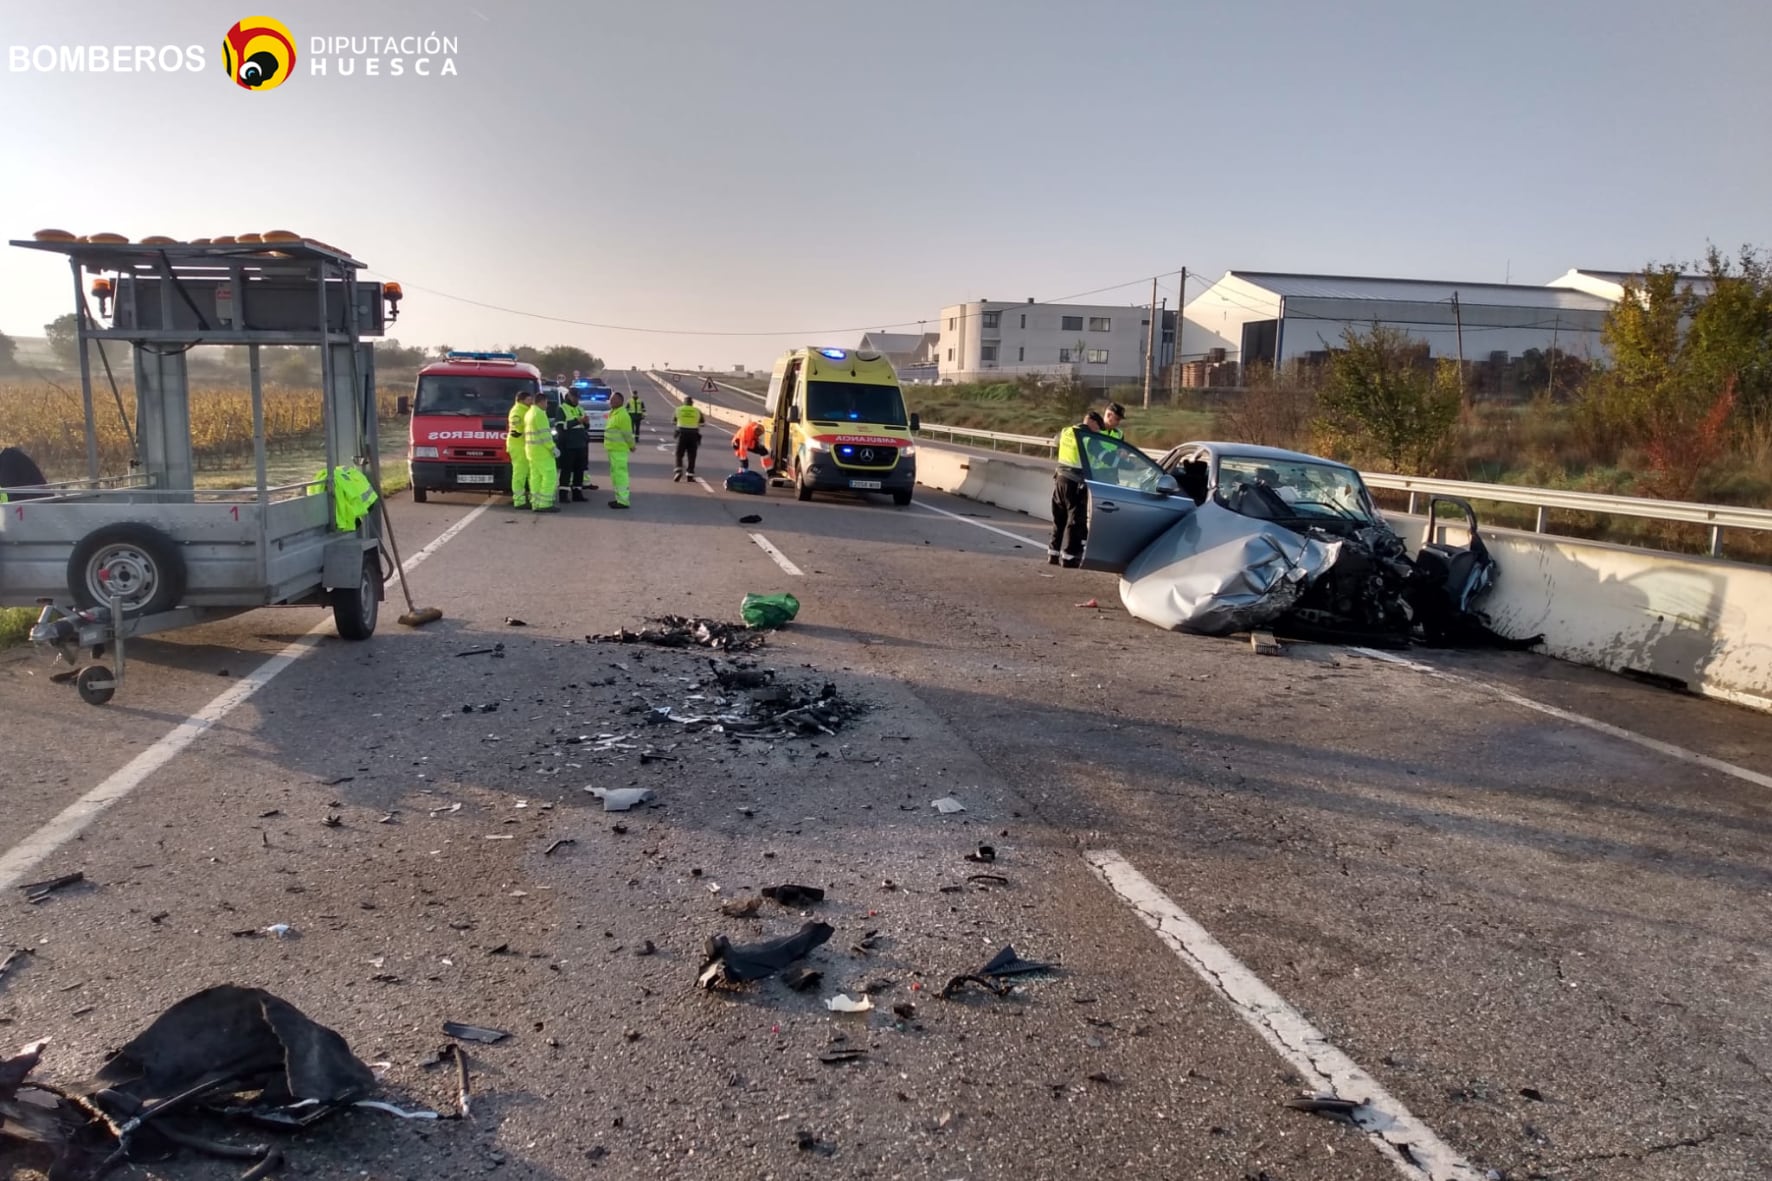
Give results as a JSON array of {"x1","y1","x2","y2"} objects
[{"x1": 3, "y1": 369, "x2": 1770, "y2": 1180}]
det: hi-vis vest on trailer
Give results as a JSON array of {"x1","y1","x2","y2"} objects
[{"x1": 307, "y1": 465, "x2": 379, "y2": 531}]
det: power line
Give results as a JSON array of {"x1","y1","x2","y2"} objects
[{"x1": 359, "y1": 268, "x2": 1189, "y2": 340}]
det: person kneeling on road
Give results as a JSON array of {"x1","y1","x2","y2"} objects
[
  {"x1": 673, "y1": 395, "x2": 703, "y2": 481},
  {"x1": 733, "y1": 419, "x2": 770, "y2": 471},
  {"x1": 603, "y1": 391, "x2": 636, "y2": 510}
]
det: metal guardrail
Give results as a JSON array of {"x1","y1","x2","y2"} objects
[
  {"x1": 659, "y1": 370, "x2": 1770, "y2": 557},
  {"x1": 1360, "y1": 472, "x2": 1772, "y2": 556}
]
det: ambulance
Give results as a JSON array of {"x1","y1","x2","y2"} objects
[{"x1": 762, "y1": 347, "x2": 920, "y2": 505}]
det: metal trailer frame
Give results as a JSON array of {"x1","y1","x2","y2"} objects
[{"x1": 2, "y1": 238, "x2": 393, "y2": 704}]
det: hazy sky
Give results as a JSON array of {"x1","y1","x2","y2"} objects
[{"x1": 2, "y1": 0, "x2": 1767, "y2": 369}]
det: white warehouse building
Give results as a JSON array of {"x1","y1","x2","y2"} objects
[
  {"x1": 936, "y1": 298, "x2": 1175, "y2": 386},
  {"x1": 1181, "y1": 272, "x2": 1615, "y2": 372}
]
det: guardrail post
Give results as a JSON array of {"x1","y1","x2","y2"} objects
[
  {"x1": 1709, "y1": 525, "x2": 1724, "y2": 557},
  {"x1": 1535, "y1": 506, "x2": 1548, "y2": 533},
  {"x1": 1406, "y1": 491, "x2": 1418, "y2": 515}
]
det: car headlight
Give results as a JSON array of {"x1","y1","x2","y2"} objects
[
  {"x1": 899, "y1": 444, "x2": 916, "y2": 457},
  {"x1": 412, "y1": 446, "x2": 440, "y2": 459},
  {"x1": 804, "y1": 439, "x2": 829, "y2": 452}
]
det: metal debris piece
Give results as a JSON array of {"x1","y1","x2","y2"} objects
[
  {"x1": 965, "y1": 845, "x2": 996, "y2": 863},
  {"x1": 939, "y1": 974, "x2": 1012, "y2": 1000},
  {"x1": 783, "y1": 967, "x2": 823, "y2": 992},
  {"x1": 824, "y1": 994, "x2": 873, "y2": 1013},
  {"x1": 504, "y1": 617, "x2": 528, "y2": 627},
  {"x1": 544, "y1": 839, "x2": 576, "y2": 856},
  {"x1": 697, "y1": 921, "x2": 834, "y2": 989},
  {"x1": 17, "y1": 872, "x2": 83, "y2": 903},
  {"x1": 931, "y1": 797, "x2": 966, "y2": 814},
  {"x1": 1251, "y1": 630, "x2": 1282, "y2": 655},
  {"x1": 635, "y1": 940, "x2": 657, "y2": 957},
  {"x1": 590, "y1": 787, "x2": 656, "y2": 812},
  {"x1": 738, "y1": 514, "x2": 763, "y2": 525},
  {"x1": 0, "y1": 948, "x2": 31, "y2": 983},
  {"x1": 1286, "y1": 1092, "x2": 1363, "y2": 1122},
  {"x1": 442, "y1": 1022, "x2": 511, "y2": 1045},
  {"x1": 322, "y1": 814, "x2": 342, "y2": 828},
  {"x1": 761, "y1": 884, "x2": 825, "y2": 907},
  {"x1": 592, "y1": 615, "x2": 768, "y2": 653},
  {"x1": 820, "y1": 1046, "x2": 868, "y2": 1063},
  {"x1": 980, "y1": 946, "x2": 1053, "y2": 977},
  {"x1": 967, "y1": 873, "x2": 1009, "y2": 887}
]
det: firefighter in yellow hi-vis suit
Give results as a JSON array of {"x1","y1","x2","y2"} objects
[
  {"x1": 525, "y1": 392, "x2": 560, "y2": 512},
  {"x1": 506, "y1": 389, "x2": 533, "y2": 509},
  {"x1": 603, "y1": 391, "x2": 635, "y2": 509}
]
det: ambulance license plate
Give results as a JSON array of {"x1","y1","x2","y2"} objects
[
  {"x1": 849, "y1": 480, "x2": 883, "y2": 490},
  {"x1": 458, "y1": 474, "x2": 494, "y2": 484}
]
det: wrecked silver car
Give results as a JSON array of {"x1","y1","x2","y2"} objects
[{"x1": 1066, "y1": 437, "x2": 1532, "y2": 647}]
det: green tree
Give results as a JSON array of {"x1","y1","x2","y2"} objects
[
  {"x1": 1314, "y1": 324, "x2": 1460, "y2": 472},
  {"x1": 1685, "y1": 245, "x2": 1772, "y2": 429},
  {"x1": 45, "y1": 313, "x2": 80, "y2": 367},
  {"x1": 536, "y1": 345, "x2": 602, "y2": 377},
  {"x1": 0, "y1": 330, "x2": 17, "y2": 374},
  {"x1": 373, "y1": 339, "x2": 429, "y2": 371}
]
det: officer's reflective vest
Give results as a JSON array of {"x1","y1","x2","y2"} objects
[
  {"x1": 1055, "y1": 425, "x2": 1085, "y2": 471},
  {"x1": 559, "y1": 402, "x2": 589, "y2": 446},
  {"x1": 307, "y1": 465, "x2": 379, "y2": 531},
  {"x1": 1101, "y1": 427, "x2": 1124, "y2": 441},
  {"x1": 675, "y1": 403, "x2": 703, "y2": 429},
  {"x1": 630, "y1": 393, "x2": 646, "y2": 414}
]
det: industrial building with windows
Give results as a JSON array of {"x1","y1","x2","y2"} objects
[
  {"x1": 1179, "y1": 272, "x2": 1615, "y2": 389},
  {"x1": 933, "y1": 298, "x2": 1176, "y2": 386}
]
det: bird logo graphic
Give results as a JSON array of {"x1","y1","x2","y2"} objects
[{"x1": 222, "y1": 16, "x2": 296, "y2": 90}]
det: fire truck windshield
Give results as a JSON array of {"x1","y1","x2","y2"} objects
[{"x1": 415, "y1": 374, "x2": 540, "y2": 416}]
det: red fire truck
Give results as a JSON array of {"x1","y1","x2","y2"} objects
[{"x1": 403, "y1": 351, "x2": 551, "y2": 503}]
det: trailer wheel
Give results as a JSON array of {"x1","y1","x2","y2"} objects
[
  {"x1": 75, "y1": 665, "x2": 116, "y2": 706},
  {"x1": 68, "y1": 523, "x2": 186, "y2": 618},
  {"x1": 332, "y1": 549, "x2": 382, "y2": 641},
  {"x1": 412, "y1": 485, "x2": 428, "y2": 504}
]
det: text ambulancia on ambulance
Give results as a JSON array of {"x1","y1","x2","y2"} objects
[{"x1": 761, "y1": 347, "x2": 920, "y2": 506}]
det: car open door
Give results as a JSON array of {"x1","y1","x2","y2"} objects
[{"x1": 1079, "y1": 436, "x2": 1197, "y2": 571}]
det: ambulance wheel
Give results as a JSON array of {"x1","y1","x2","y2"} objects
[
  {"x1": 76, "y1": 665, "x2": 116, "y2": 706},
  {"x1": 795, "y1": 466, "x2": 813, "y2": 502},
  {"x1": 892, "y1": 490, "x2": 913, "y2": 507},
  {"x1": 412, "y1": 485, "x2": 428, "y2": 503},
  {"x1": 68, "y1": 523, "x2": 186, "y2": 618},
  {"x1": 332, "y1": 550, "x2": 382, "y2": 641}
]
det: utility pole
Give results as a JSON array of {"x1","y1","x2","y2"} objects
[
  {"x1": 1451, "y1": 291, "x2": 1467, "y2": 409},
  {"x1": 1143, "y1": 276, "x2": 1158, "y2": 408},
  {"x1": 1172, "y1": 266, "x2": 1187, "y2": 399}
]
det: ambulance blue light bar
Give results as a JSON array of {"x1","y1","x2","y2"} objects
[
  {"x1": 818, "y1": 348, "x2": 847, "y2": 360},
  {"x1": 446, "y1": 351, "x2": 518, "y2": 361}
]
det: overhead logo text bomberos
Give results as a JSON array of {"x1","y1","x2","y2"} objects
[
  {"x1": 222, "y1": 16, "x2": 296, "y2": 90},
  {"x1": 6, "y1": 43, "x2": 205, "y2": 73}
]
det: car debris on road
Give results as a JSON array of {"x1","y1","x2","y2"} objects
[{"x1": 697, "y1": 921, "x2": 835, "y2": 989}]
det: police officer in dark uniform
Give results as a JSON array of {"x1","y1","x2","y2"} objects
[
  {"x1": 556, "y1": 387, "x2": 593, "y2": 502},
  {"x1": 1049, "y1": 410, "x2": 1104, "y2": 567}
]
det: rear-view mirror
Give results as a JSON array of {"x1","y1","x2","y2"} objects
[
  {"x1": 396, "y1": 395, "x2": 410, "y2": 415},
  {"x1": 1155, "y1": 473, "x2": 1181, "y2": 497},
  {"x1": 909, "y1": 412, "x2": 921, "y2": 432}
]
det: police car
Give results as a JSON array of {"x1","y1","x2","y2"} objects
[{"x1": 570, "y1": 379, "x2": 612, "y2": 441}]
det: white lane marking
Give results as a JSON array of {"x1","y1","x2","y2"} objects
[
  {"x1": 1086, "y1": 850, "x2": 1483, "y2": 1181},
  {"x1": 914, "y1": 499, "x2": 1044, "y2": 548},
  {"x1": 0, "y1": 502, "x2": 492, "y2": 890},
  {"x1": 748, "y1": 532, "x2": 804, "y2": 577},
  {"x1": 1351, "y1": 646, "x2": 1772, "y2": 792},
  {"x1": 692, "y1": 476, "x2": 715, "y2": 495}
]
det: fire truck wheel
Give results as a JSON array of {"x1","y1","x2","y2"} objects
[
  {"x1": 68, "y1": 523, "x2": 186, "y2": 618},
  {"x1": 411, "y1": 485, "x2": 428, "y2": 503},
  {"x1": 332, "y1": 549, "x2": 382, "y2": 641}
]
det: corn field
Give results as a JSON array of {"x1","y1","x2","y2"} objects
[{"x1": 0, "y1": 382, "x2": 405, "y2": 479}]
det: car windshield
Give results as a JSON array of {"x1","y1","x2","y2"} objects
[
  {"x1": 1215, "y1": 455, "x2": 1379, "y2": 523},
  {"x1": 414, "y1": 374, "x2": 540, "y2": 417},
  {"x1": 805, "y1": 381, "x2": 907, "y2": 427}
]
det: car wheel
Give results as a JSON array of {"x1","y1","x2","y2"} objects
[
  {"x1": 892, "y1": 489, "x2": 913, "y2": 507},
  {"x1": 412, "y1": 485, "x2": 428, "y2": 503}
]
